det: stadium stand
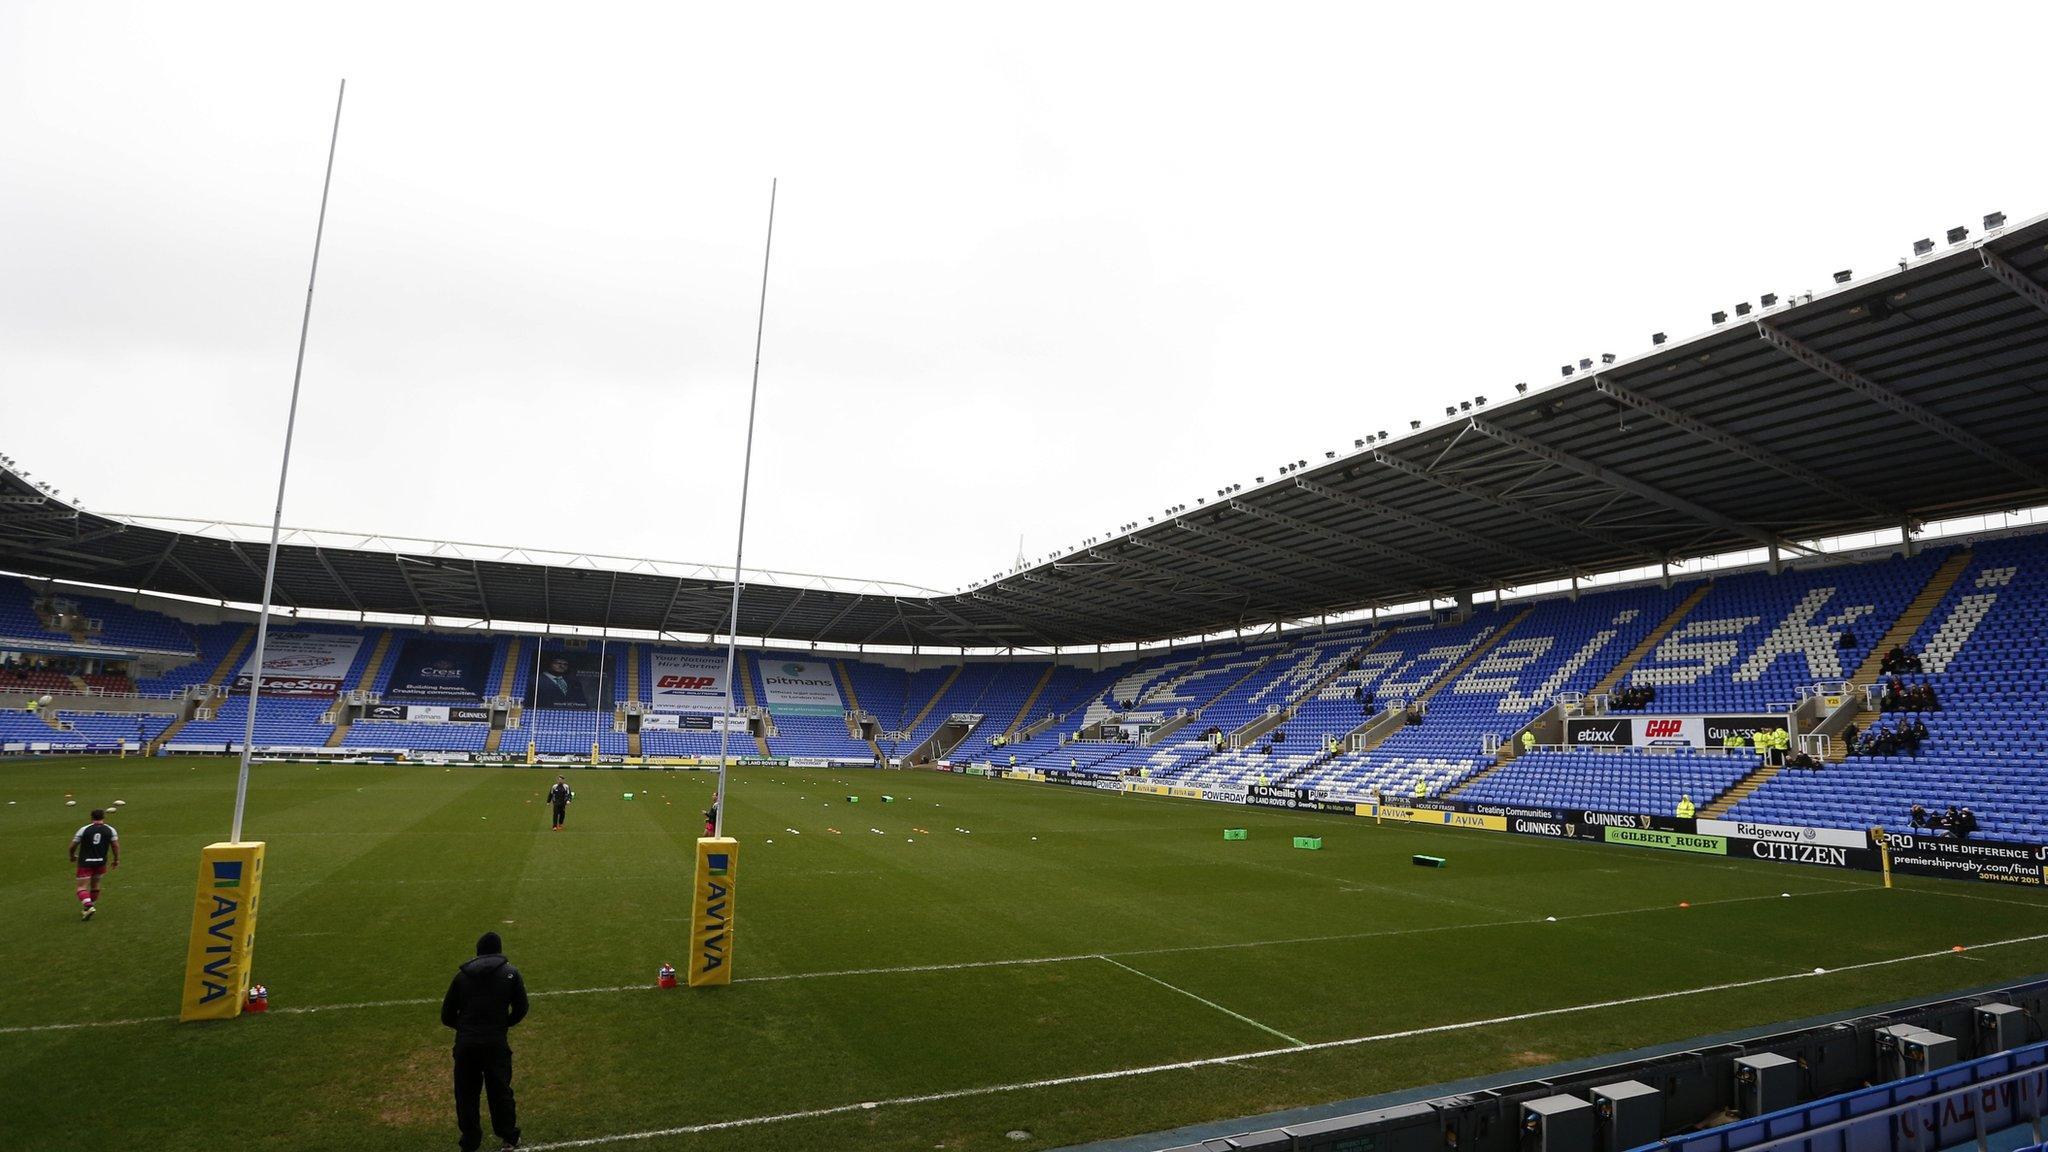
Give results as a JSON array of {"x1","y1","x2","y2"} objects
[
  {"x1": 1730, "y1": 534, "x2": 2047, "y2": 839},
  {"x1": 13, "y1": 529, "x2": 2048, "y2": 845}
]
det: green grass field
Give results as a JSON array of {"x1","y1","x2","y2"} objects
[{"x1": 3, "y1": 756, "x2": 2045, "y2": 1152}]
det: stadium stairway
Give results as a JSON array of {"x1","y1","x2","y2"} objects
[
  {"x1": 1848, "y1": 550, "x2": 1976, "y2": 686},
  {"x1": 326, "y1": 629, "x2": 397, "y2": 748},
  {"x1": 833, "y1": 660, "x2": 888, "y2": 762},
  {"x1": 1818, "y1": 549, "x2": 1978, "y2": 763},
  {"x1": 1305, "y1": 611, "x2": 1531, "y2": 766},
  {"x1": 1417, "y1": 606, "x2": 1536, "y2": 704},
  {"x1": 901, "y1": 664, "x2": 963, "y2": 742},
  {"x1": 1002, "y1": 663, "x2": 1058, "y2": 741},
  {"x1": 738, "y1": 652, "x2": 772, "y2": 758},
  {"x1": 1585, "y1": 581, "x2": 1716, "y2": 698},
  {"x1": 1701, "y1": 755, "x2": 1782, "y2": 817},
  {"x1": 152, "y1": 624, "x2": 256, "y2": 748},
  {"x1": 484, "y1": 636, "x2": 522, "y2": 754}
]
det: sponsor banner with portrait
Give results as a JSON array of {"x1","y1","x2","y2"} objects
[
  {"x1": 649, "y1": 651, "x2": 729, "y2": 712},
  {"x1": 758, "y1": 660, "x2": 844, "y2": 716},
  {"x1": 527, "y1": 646, "x2": 616, "y2": 712},
  {"x1": 383, "y1": 637, "x2": 494, "y2": 700},
  {"x1": 230, "y1": 631, "x2": 364, "y2": 697}
]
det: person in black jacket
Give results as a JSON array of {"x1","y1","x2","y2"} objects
[
  {"x1": 442, "y1": 931, "x2": 529, "y2": 1152},
  {"x1": 547, "y1": 776, "x2": 571, "y2": 831}
]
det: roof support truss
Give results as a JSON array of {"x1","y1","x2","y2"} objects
[
  {"x1": 1370, "y1": 447, "x2": 1665, "y2": 564},
  {"x1": 1292, "y1": 477, "x2": 1557, "y2": 573},
  {"x1": 1591, "y1": 377, "x2": 1900, "y2": 519},
  {"x1": 1755, "y1": 321, "x2": 2048, "y2": 493},
  {"x1": 1465, "y1": 417, "x2": 1791, "y2": 556},
  {"x1": 1982, "y1": 248, "x2": 2048, "y2": 319},
  {"x1": 1226, "y1": 498, "x2": 1481, "y2": 585}
]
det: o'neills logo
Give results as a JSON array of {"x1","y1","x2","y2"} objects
[
  {"x1": 1581, "y1": 811, "x2": 1647, "y2": 828},
  {"x1": 1750, "y1": 841, "x2": 1848, "y2": 866}
]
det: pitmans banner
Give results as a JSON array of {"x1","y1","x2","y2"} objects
[
  {"x1": 759, "y1": 659, "x2": 843, "y2": 716},
  {"x1": 384, "y1": 637, "x2": 494, "y2": 700},
  {"x1": 649, "y1": 651, "x2": 728, "y2": 712},
  {"x1": 231, "y1": 631, "x2": 364, "y2": 697}
]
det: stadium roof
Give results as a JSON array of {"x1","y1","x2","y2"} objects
[{"x1": 5, "y1": 211, "x2": 2048, "y2": 649}]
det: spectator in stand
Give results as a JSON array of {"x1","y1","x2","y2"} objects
[
  {"x1": 1881, "y1": 645, "x2": 1908, "y2": 674},
  {"x1": 1837, "y1": 629, "x2": 1858, "y2": 650},
  {"x1": 1955, "y1": 807, "x2": 1978, "y2": 839},
  {"x1": 1942, "y1": 804, "x2": 1962, "y2": 833},
  {"x1": 1843, "y1": 721, "x2": 1860, "y2": 751},
  {"x1": 1910, "y1": 802, "x2": 1929, "y2": 829}
]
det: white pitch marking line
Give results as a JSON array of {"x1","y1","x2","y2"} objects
[
  {"x1": 0, "y1": 885, "x2": 1876, "y2": 1036},
  {"x1": 513, "y1": 931, "x2": 2048, "y2": 1151},
  {"x1": 1096, "y1": 955, "x2": 1306, "y2": 1047}
]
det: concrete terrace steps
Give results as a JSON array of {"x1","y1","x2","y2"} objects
[
  {"x1": 154, "y1": 625, "x2": 256, "y2": 749},
  {"x1": 1850, "y1": 549, "x2": 1975, "y2": 686},
  {"x1": 1702, "y1": 758, "x2": 1783, "y2": 818},
  {"x1": 1003, "y1": 663, "x2": 1058, "y2": 740},
  {"x1": 831, "y1": 660, "x2": 886, "y2": 762},
  {"x1": 485, "y1": 637, "x2": 522, "y2": 754},
  {"x1": 1586, "y1": 582, "x2": 1716, "y2": 698},
  {"x1": 738, "y1": 652, "x2": 772, "y2": 758},
  {"x1": 901, "y1": 664, "x2": 964, "y2": 742},
  {"x1": 327, "y1": 629, "x2": 398, "y2": 748},
  {"x1": 1819, "y1": 549, "x2": 1975, "y2": 764},
  {"x1": 1415, "y1": 606, "x2": 1538, "y2": 705}
]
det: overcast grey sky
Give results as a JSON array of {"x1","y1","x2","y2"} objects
[{"x1": 4, "y1": 1, "x2": 2044, "y2": 594}]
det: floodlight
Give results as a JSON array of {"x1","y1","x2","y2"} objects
[
  {"x1": 1651, "y1": 333, "x2": 1666, "y2": 345},
  {"x1": 1378, "y1": 431, "x2": 1387, "y2": 439},
  {"x1": 1445, "y1": 406, "x2": 1457, "y2": 416},
  {"x1": 1735, "y1": 302, "x2": 1751, "y2": 316},
  {"x1": 1458, "y1": 401, "x2": 1470, "y2": 412},
  {"x1": 1515, "y1": 383, "x2": 1528, "y2": 394},
  {"x1": 1579, "y1": 358, "x2": 1592, "y2": 370},
  {"x1": 1561, "y1": 364, "x2": 1574, "y2": 376},
  {"x1": 1711, "y1": 310, "x2": 1727, "y2": 324},
  {"x1": 1325, "y1": 451, "x2": 1336, "y2": 459},
  {"x1": 1410, "y1": 420, "x2": 1422, "y2": 429},
  {"x1": 1600, "y1": 353, "x2": 1615, "y2": 364},
  {"x1": 1833, "y1": 270, "x2": 1853, "y2": 283},
  {"x1": 1474, "y1": 396, "x2": 1486, "y2": 406},
  {"x1": 1354, "y1": 439, "x2": 1364, "y2": 448},
  {"x1": 1760, "y1": 293, "x2": 1777, "y2": 307},
  {"x1": 1947, "y1": 226, "x2": 1968, "y2": 244},
  {"x1": 1986, "y1": 212, "x2": 2006, "y2": 230},
  {"x1": 1912, "y1": 238, "x2": 1934, "y2": 257}
]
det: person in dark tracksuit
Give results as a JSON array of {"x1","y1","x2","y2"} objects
[
  {"x1": 441, "y1": 931, "x2": 529, "y2": 1152},
  {"x1": 547, "y1": 776, "x2": 571, "y2": 831}
]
